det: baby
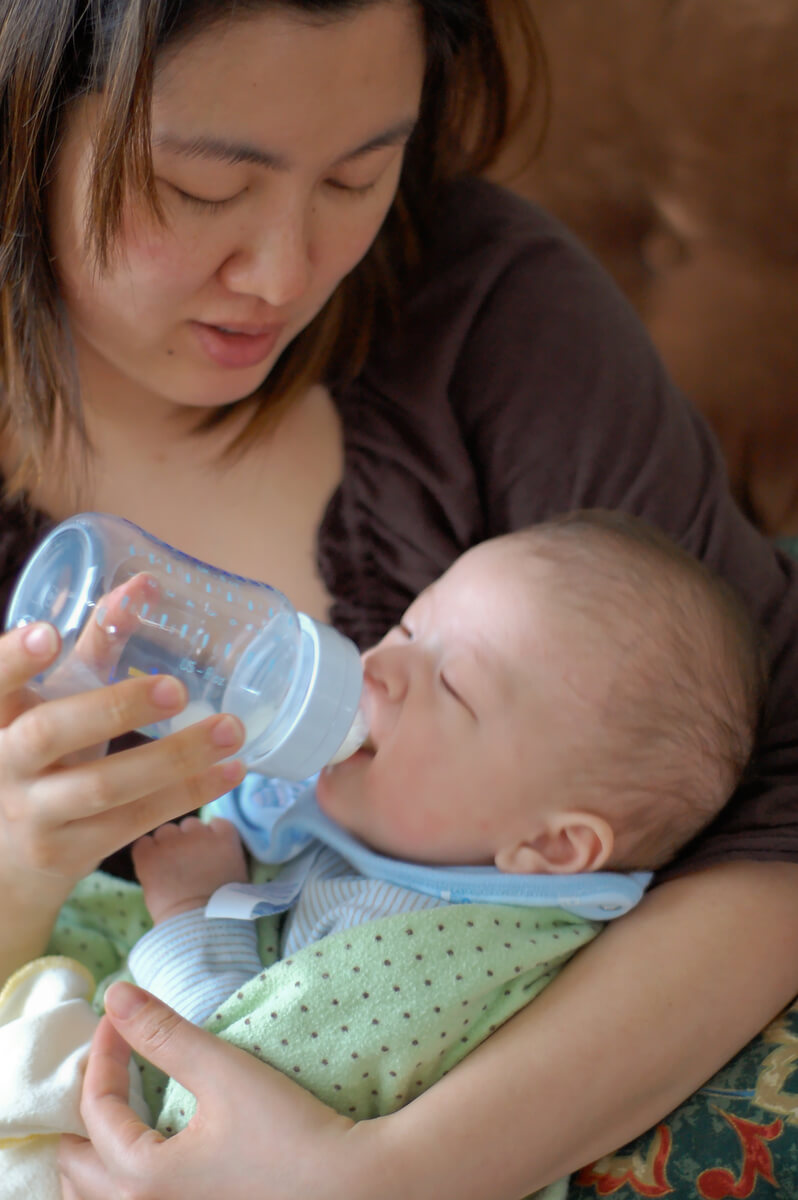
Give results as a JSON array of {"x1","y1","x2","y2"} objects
[
  {"x1": 0, "y1": 510, "x2": 765, "y2": 1200},
  {"x1": 129, "y1": 509, "x2": 767, "y2": 1021}
]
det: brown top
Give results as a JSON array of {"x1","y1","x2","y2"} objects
[{"x1": 3, "y1": 179, "x2": 798, "y2": 882}]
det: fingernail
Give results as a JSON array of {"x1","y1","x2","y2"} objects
[
  {"x1": 211, "y1": 714, "x2": 242, "y2": 747},
  {"x1": 150, "y1": 676, "x2": 185, "y2": 708},
  {"x1": 22, "y1": 623, "x2": 58, "y2": 657},
  {"x1": 105, "y1": 981, "x2": 148, "y2": 1019}
]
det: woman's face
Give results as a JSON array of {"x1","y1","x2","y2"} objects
[{"x1": 48, "y1": 2, "x2": 426, "y2": 414}]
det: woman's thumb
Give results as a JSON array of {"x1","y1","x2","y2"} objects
[{"x1": 103, "y1": 981, "x2": 234, "y2": 1095}]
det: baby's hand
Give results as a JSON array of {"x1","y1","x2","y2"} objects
[{"x1": 133, "y1": 817, "x2": 249, "y2": 925}]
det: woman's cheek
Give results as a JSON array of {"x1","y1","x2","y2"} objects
[
  {"x1": 319, "y1": 190, "x2": 397, "y2": 281},
  {"x1": 320, "y1": 226, "x2": 377, "y2": 288},
  {"x1": 118, "y1": 201, "x2": 218, "y2": 289}
]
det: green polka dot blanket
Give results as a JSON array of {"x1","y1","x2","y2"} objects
[{"x1": 45, "y1": 871, "x2": 599, "y2": 1133}]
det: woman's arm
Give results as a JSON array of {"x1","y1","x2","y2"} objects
[
  {"x1": 59, "y1": 858, "x2": 798, "y2": 1200},
  {"x1": 378, "y1": 859, "x2": 798, "y2": 1198},
  {"x1": 0, "y1": 866, "x2": 74, "y2": 984}
]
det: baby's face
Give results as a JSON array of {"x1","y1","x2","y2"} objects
[{"x1": 316, "y1": 539, "x2": 582, "y2": 865}]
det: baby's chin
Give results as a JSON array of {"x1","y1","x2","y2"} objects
[
  {"x1": 314, "y1": 765, "x2": 337, "y2": 812},
  {"x1": 312, "y1": 744, "x2": 381, "y2": 840},
  {"x1": 316, "y1": 745, "x2": 373, "y2": 817}
]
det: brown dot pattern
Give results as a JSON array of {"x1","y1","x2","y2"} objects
[{"x1": 154, "y1": 904, "x2": 599, "y2": 1134}]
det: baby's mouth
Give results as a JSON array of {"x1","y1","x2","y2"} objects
[{"x1": 324, "y1": 722, "x2": 375, "y2": 770}]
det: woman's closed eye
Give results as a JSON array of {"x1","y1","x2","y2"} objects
[
  {"x1": 325, "y1": 145, "x2": 404, "y2": 199},
  {"x1": 325, "y1": 177, "x2": 379, "y2": 198},
  {"x1": 163, "y1": 182, "x2": 242, "y2": 213}
]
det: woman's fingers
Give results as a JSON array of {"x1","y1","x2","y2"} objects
[
  {"x1": 84, "y1": 1008, "x2": 165, "y2": 1150},
  {"x1": 59, "y1": 1170, "x2": 84, "y2": 1200},
  {"x1": 0, "y1": 670, "x2": 244, "y2": 876},
  {"x1": 75, "y1": 986, "x2": 244, "y2": 1161},
  {"x1": 59, "y1": 984, "x2": 360, "y2": 1200},
  {"x1": 68, "y1": 573, "x2": 161, "y2": 681},
  {"x1": 57, "y1": 988, "x2": 225, "y2": 1200},
  {"x1": 102, "y1": 985, "x2": 234, "y2": 1103},
  {"x1": 0, "y1": 611, "x2": 246, "y2": 890},
  {"x1": 1, "y1": 673, "x2": 189, "y2": 775},
  {"x1": 12, "y1": 754, "x2": 244, "y2": 877},
  {"x1": 29, "y1": 711, "x2": 244, "y2": 821},
  {"x1": 0, "y1": 623, "x2": 60, "y2": 723},
  {"x1": 58, "y1": 1013, "x2": 165, "y2": 1198},
  {"x1": 58, "y1": 757, "x2": 246, "y2": 869}
]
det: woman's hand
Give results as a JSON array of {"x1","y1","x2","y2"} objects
[
  {"x1": 58, "y1": 983, "x2": 368, "y2": 1200},
  {"x1": 0, "y1": 621, "x2": 246, "y2": 976}
]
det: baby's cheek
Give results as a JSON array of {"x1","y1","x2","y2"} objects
[{"x1": 370, "y1": 781, "x2": 451, "y2": 859}]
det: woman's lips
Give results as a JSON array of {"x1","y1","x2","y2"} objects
[{"x1": 191, "y1": 321, "x2": 285, "y2": 369}]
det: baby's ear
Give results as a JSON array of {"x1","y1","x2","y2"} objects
[{"x1": 494, "y1": 812, "x2": 614, "y2": 875}]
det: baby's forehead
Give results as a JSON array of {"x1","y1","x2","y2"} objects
[
  {"x1": 459, "y1": 544, "x2": 629, "y2": 679},
  {"x1": 431, "y1": 551, "x2": 566, "y2": 674},
  {"x1": 441, "y1": 537, "x2": 553, "y2": 600}
]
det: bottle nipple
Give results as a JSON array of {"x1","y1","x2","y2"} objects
[{"x1": 327, "y1": 703, "x2": 369, "y2": 765}]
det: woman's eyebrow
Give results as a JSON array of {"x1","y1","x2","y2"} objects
[{"x1": 152, "y1": 117, "x2": 418, "y2": 172}]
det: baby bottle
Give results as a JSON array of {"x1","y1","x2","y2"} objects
[{"x1": 5, "y1": 513, "x2": 367, "y2": 779}]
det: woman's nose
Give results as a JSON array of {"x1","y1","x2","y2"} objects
[{"x1": 219, "y1": 213, "x2": 312, "y2": 309}]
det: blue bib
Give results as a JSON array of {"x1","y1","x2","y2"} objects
[{"x1": 209, "y1": 776, "x2": 651, "y2": 923}]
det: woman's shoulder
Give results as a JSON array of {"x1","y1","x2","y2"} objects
[
  {"x1": 362, "y1": 177, "x2": 658, "y2": 402},
  {"x1": 352, "y1": 177, "x2": 674, "y2": 476},
  {"x1": 426, "y1": 176, "x2": 585, "y2": 262},
  {"x1": 415, "y1": 176, "x2": 629, "y2": 309}
]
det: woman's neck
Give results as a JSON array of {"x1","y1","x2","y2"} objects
[{"x1": 5, "y1": 379, "x2": 343, "y2": 621}]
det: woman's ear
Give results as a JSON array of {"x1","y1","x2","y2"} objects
[{"x1": 494, "y1": 812, "x2": 615, "y2": 875}]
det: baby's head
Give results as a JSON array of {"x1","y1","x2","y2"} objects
[{"x1": 316, "y1": 511, "x2": 767, "y2": 874}]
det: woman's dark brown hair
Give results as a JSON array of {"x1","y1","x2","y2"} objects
[{"x1": 0, "y1": 0, "x2": 544, "y2": 490}]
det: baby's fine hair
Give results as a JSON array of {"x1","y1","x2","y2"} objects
[{"x1": 514, "y1": 510, "x2": 769, "y2": 870}]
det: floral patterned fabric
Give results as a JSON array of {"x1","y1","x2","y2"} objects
[{"x1": 569, "y1": 996, "x2": 798, "y2": 1198}]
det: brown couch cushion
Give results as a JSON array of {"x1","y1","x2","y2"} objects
[{"x1": 491, "y1": 0, "x2": 798, "y2": 534}]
